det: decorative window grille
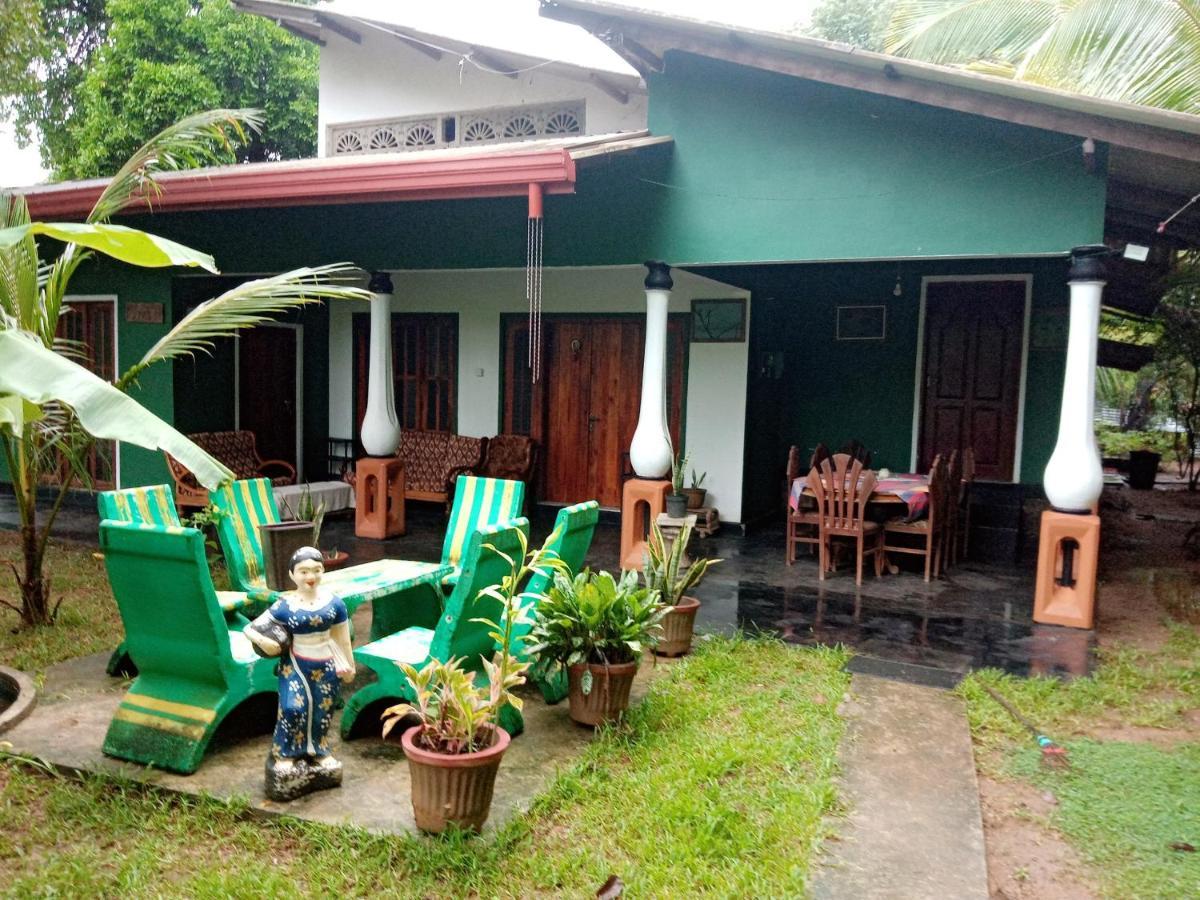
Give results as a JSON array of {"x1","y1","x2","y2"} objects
[{"x1": 328, "y1": 101, "x2": 585, "y2": 156}]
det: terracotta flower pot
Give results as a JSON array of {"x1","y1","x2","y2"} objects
[
  {"x1": 402, "y1": 724, "x2": 511, "y2": 834},
  {"x1": 258, "y1": 521, "x2": 315, "y2": 590},
  {"x1": 567, "y1": 661, "x2": 638, "y2": 727},
  {"x1": 656, "y1": 596, "x2": 701, "y2": 657},
  {"x1": 683, "y1": 487, "x2": 707, "y2": 509}
]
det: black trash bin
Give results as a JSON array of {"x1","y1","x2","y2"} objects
[{"x1": 1127, "y1": 450, "x2": 1161, "y2": 490}]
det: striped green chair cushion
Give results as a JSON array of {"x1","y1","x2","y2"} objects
[
  {"x1": 97, "y1": 485, "x2": 181, "y2": 527},
  {"x1": 209, "y1": 477, "x2": 280, "y2": 594},
  {"x1": 441, "y1": 475, "x2": 525, "y2": 588}
]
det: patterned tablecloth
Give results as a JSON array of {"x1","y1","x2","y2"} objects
[{"x1": 789, "y1": 473, "x2": 931, "y2": 520}]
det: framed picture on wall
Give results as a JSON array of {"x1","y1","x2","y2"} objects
[
  {"x1": 691, "y1": 298, "x2": 746, "y2": 342},
  {"x1": 836, "y1": 305, "x2": 887, "y2": 341}
]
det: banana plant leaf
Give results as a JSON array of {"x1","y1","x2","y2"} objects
[
  {"x1": 0, "y1": 222, "x2": 218, "y2": 273},
  {"x1": 0, "y1": 331, "x2": 233, "y2": 489}
]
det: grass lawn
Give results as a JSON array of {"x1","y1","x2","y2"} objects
[
  {"x1": 2, "y1": 638, "x2": 848, "y2": 897},
  {"x1": 959, "y1": 623, "x2": 1199, "y2": 898},
  {"x1": 1, "y1": 534, "x2": 850, "y2": 897}
]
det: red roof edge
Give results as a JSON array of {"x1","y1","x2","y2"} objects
[{"x1": 22, "y1": 146, "x2": 579, "y2": 219}]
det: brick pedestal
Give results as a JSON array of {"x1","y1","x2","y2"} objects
[
  {"x1": 619, "y1": 479, "x2": 670, "y2": 571},
  {"x1": 355, "y1": 457, "x2": 405, "y2": 540},
  {"x1": 1033, "y1": 510, "x2": 1099, "y2": 629}
]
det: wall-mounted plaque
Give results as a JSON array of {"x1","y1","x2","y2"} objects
[
  {"x1": 836, "y1": 305, "x2": 886, "y2": 341},
  {"x1": 125, "y1": 302, "x2": 164, "y2": 324}
]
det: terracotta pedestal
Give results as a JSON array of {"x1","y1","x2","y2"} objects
[
  {"x1": 1033, "y1": 510, "x2": 1099, "y2": 629},
  {"x1": 620, "y1": 479, "x2": 670, "y2": 570},
  {"x1": 355, "y1": 457, "x2": 405, "y2": 539}
]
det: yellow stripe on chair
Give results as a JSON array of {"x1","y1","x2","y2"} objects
[
  {"x1": 125, "y1": 693, "x2": 217, "y2": 723},
  {"x1": 113, "y1": 707, "x2": 208, "y2": 741},
  {"x1": 448, "y1": 477, "x2": 479, "y2": 567}
]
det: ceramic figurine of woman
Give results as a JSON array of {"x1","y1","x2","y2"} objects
[{"x1": 245, "y1": 546, "x2": 355, "y2": 802}]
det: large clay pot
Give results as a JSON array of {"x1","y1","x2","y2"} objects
[
  {"x1": 656, "y1": 596, "x2": 701, "y2": 657},
  {"x1": 683, "y1": 487, "x2": 707, "y2": 510},
  {"x1": 259, "y1": 521, "x2": 316, "y2": 590},
  {"x1": 402, "y1": 724, "x2": 511, "y2": 834},
  {"x1": 567, "y1": 661, "x2": 638, "y2": 726},
  {"x1": 1127, "y1": 450, "x2": 1161, "y2": 490}
]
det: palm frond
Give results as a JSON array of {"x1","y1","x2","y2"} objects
[
  {"x1": 88, "y1": 109, "x2": 264, "y2": 224},
  {"x1": 0, "y1": 194, "x2": 39, "y2": 333},
  {"x1": 122, "y1": 264, "x2": 371, "y2": 387},
  {"x1": 1023, "y1": 0, "x2": 1200, "y2": 113},
  {"x1": 886, "y1": 0, "x2": 1059, "y2": 64}
]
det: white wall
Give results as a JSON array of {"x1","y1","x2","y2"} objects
[
  {"x1": 328, "y1": 266, "x2": 750, "y2": 521},
  {"x1": 318, "y1": 28, "x2": 648, "y2": 155}
]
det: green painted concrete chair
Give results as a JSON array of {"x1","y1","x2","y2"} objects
[
  {"x1": 210, "y1": 478, "x2": 449, "y2": 638},
  {"x1": 99, "y1": 519, "x2": 277, "y2": 775},
  {"x1": 98, "y1": 485, "x2": 257, "y2": 676},
  {"x1": 518, "y1": 501, "x2": 600, "y2": 704},
  {"x1": 440, "y1": 475, "x2": 526, "y2": 589},
  {"x1": 341, "y1": 518, "x2": 530, "y2": 739}
]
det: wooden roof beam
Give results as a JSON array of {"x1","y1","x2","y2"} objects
[
  {"x1": 589, "y1": 72, "x2": 630, "y2": 104},
  {"x1": 278, "y1": 21, "x2": 324, "y2": 47},
  {"x1": 316, "y1": 14, "x2": 361, "y2": 45},
  {"x1": 469, "y1": 47, "x2": 520, "y2": 78}
]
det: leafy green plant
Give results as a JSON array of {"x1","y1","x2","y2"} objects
[
  {"x1": 689, "y1": 469, "x2": 706, "y2": 489},
  {"x1": 527, "y1": 569, "x2": 666, "y2": 674},
  {"x1": 380, "y1": 528, "x2": 569, "y2": 754},
  {"x1": 0, "y1": 108, "x2": 371, "y2": 628},
  {"x1": 670, "y1": 450, "x2": 688, "y2": 494},
  {"x1": 279, "y1": 484, "x2": 327, "y2": 546},
  {"x1": 1094, "y1": 425, "x2": 1174, "y2": 458},
  {"x1": 643, "y1": 523, "x2": 721, "y2": 608}
]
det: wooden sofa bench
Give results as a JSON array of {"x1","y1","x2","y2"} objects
[{"x1": 166, "y1": 429, "x2": 295, "y2": 511}]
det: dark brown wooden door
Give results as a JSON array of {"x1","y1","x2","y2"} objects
[
  {"x1": 55, "y1": 300, "x2": 116, "y2": 488},
  {"x1": 239, "y1": 326, "x2": 297, "y2": 469},
  {"x1": 505, "y1": 316, "x2": 686, "y2": 508},
  {"x1": 920, "y1": 280, "x2": 1025, "y2": 480}
]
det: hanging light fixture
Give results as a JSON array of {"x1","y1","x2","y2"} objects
[
  {"x1": 526, "y1": 183, "x2": 544, "y2": 383},
  {"x1": 893, "y1": 263, "x2": 903, "y2": 297}
]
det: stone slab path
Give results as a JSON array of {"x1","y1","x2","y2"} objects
[
  {"x1": 3, "y1": 650, "x2": 660, "y2": 835},
  {"x1": 814, "y1": 673, "x2": 989, "y2": 900}
]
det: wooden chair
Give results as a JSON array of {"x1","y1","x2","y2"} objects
[
  {"x1": 808, "y1": 453, "x2": 884, "y2": 586},
  {"x1": 786, "y1": 446, "x2": 817, "y2": 563},
  {"x1": 958, "y1": 448, "x2": 976, "y2": 563},
  {"x1": 340, "y1": 519, "x2": 531, "y2": 739},
  {"x1": 882, "y1": 454, "x2": 948, "y2": 582},
  {"x1": 840, "y1": 439, "x2": 872, "y2": 468},
  {"x1": 98, "y1": 520, "x2": 277, "y2": 774},
  {"x1": 942, "y1": 450, "x2": 963, "y2": 570}
]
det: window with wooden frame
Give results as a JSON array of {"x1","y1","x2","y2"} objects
[
  {"x1": 352, "y1": 314, "x2": 458, "y2": 449},
  {"x1": 53, "y1": 298, "x2": 117, "y2": 488}
]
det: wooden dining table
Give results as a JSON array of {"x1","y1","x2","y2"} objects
[{"x1": 788, "y1": 473, "x2": 931, "y2": 520}]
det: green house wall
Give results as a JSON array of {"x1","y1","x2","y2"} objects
[
  {"x1": 696, "y1": 257, "x2": 1070, "y2": 524},
  {"x1": 646, "y1": 53, "x2": 1107, "y2": 263}
]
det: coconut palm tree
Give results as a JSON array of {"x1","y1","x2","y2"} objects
[
  {"x1": 0, "y1": 109, "x2": 371, "y2": 628},
  {"x1": 886, "y1": 1, "x2": 1200, "y2": 114}
]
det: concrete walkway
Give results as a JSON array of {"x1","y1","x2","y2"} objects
[{"x1": 814, "y1": 673, "x2": 989, "y2": 900}]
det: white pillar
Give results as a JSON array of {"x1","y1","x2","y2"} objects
[
  {"x1": 359, "y1": 272, "x2": 402, "y2": 457},
  {"x1": 1043, "y1": 247, "x2": 1106, "y2": 511},
  {"x1": 630, "y1": 261, "x2": 674, "y2": 478}
]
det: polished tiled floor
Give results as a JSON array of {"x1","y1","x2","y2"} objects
[{"x1": 4, "y1": 493, "x2": 1095, "y2": 685}]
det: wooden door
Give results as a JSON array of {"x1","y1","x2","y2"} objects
[
  {"x1": 55, "y1": 300, "x2": 116, "y2": 488},
  {"x1": 505, "y1": 316, "x2": 686, "y2": 508},
  {"x1": 920, "y1": 281, "x2": 1025, "y2": 480},
  {"x1": 239, "y1": 326, "x2": 297, "y2": 470}
]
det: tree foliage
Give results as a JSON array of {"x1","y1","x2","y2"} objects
[
  {"x1": 0, "y1": 0, "x2": 42, "y2": 101},
  {"x1": 6, "y1": 0, "x2": 317, "y2": 180},
  {"x1": 809, "y1": 0, "x2": 897, "y2": 50},
  {"x1": 886, "y1": 1, "x2": 1200, "y2": 114}
]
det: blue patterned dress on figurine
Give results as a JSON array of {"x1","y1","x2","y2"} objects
[{"x1": 267, "y1": 594, "x2": 350, "y2": 760}]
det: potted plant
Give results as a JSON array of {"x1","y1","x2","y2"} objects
[
  {"x1": 380, "y1": 530, "x2": 565, "y2": 833},
  {"x1": 666, "y1": 450, "x2": 689, "y2": 518},
  {"x1": 684, "y1": 469, "x2": 707, "y2": 510},
  {"x1": 527, "y1": 569, "x2": 667, "y2": 727},
  {"x1": 644, "y1": 522, "x2": 721, "y2": 657}
]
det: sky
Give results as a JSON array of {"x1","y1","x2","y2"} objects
[{"x1": 0, "y1": 0, "x2": 822, "y2": 188}]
